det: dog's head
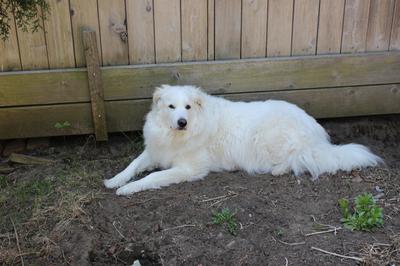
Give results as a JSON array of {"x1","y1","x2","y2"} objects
[{"x1": 151, "y1": 85, "x2": 204, "y2": 132}]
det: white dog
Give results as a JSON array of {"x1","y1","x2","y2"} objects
[{"x1": 104, "y1": 85, "x2": 381, "y2": 195}]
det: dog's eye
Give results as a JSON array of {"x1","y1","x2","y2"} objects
[
  {"x1": 185, "y1": 105, "x2": 191, "y2": 110},
  {"x1": 168, "y1": 104, "x2": 175, "y2": 109}
]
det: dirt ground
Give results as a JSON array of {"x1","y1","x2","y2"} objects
[{"x1": 1, "y1": 115, "x2": 399, "y2": 266}]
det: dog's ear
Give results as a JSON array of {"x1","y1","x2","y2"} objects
[
  {"x1": 152, "y1": 86, "x2": 164, "y2": 105},
  {"x1": 153, "y1": 84, "x2": 170, "y2": 105}
]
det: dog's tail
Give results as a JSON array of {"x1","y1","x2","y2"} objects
[{"x1": 292, "y1": 143, "x2": 383, "y2": 179}]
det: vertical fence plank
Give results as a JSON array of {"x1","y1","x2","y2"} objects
[
  {"x1": 390, "y1": 0, "x2": 400, "y2": 50},
  {"x1": 70, "y1": 0, "x2": 102, "y2": 67},
  {"x1": 98, "y1": 0, "x2": 129, "y2": 66},
  {"x1": 241, "y1": 0, "x2": 267, "y2": 58},
  {"x1": 83, "y1": 30, "x2": 108, "y2": 141},
  {"x1": 292, "y1": 0, "x2": 320, "y2": 56},
  {"x1": 126, "y1": 0, "x2": 155, "y2": 64},
  {"x1": 17, "y1": 12, "x2": 48, "y2": 70},
  {"x1": 154, "y1": 0, "x2": 181, "y2": 63},
  {"x1": 267, "y1": 0, "x2": 293, "y2": 57},
  {"x1": 181, "y1": 0, "x2": 208, "y2": 61},
  {"x1": 0, "y1": 15, "x2": 21, "y2": 71},
  {"x1": 317, "y1": 0, "x2": 345, "y2": 54},
  {"x1": 341, "y1": 0, "x2": 370, "y2": 53},
  {"x1": 208, "y1": 0, "x2": 215, "y2": 60},
  {"x1": 44, "y1": 0, "x2": 75, "y2": 68},
  {"x1": 215, "y1": 0, "x2": 241, "y2": 60},
  {"x1": 366, "y1": 0, "x2": 395, "y2": 51}
]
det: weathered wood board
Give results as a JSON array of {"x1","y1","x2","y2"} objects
[
  {"x1": 214, "y1": 0, "x2": 241, "y2": 59},
  {"x1": 267, "y1": 0, "x2": 293, "y2": 57},
  {"x1": 70, "y1": 0, "x2": 102, "y2": 67},
  {"x1": 292, "y1": 0, "x2": 319, "y2": 55},
  {"x1": 241, "y1": 0, "x2": 268, "y2": 58},
  {"x1": 181, "y1": 0, "x2": 208, "y2": 61},
  {"x1": 83, "y1": 30, "x2": 108, "y2": 141},
  {"x1": 0, "y1": 13, "x2": 21, "y2": 71},
  {"x1": 1, "y1": 84, "x2": 400, "y2": 139},
  {"x1": 44, "y1": 0, "x2": 75, "y2": 68},
  {"x1": 1, "y1": 52, "x2": 399, "y2": 107},
  {"x1": 154, "y1": 0, "x2": 181, "y2": 63},
  {"x1": 342, "y1": 0, "x2": 371, "y2": 53},
  {"x1": 126, "y1": 0, "x2": 156, "y2": 64},
  {"x1": 317, "y1": 0, "x2": 345, "y2": 54}
]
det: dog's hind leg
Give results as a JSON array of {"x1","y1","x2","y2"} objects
[
  {"x1": 104, "y1": 150, "x2": 155, "y2": 189},
  {"x1": 116, "y1": 166, "x2": 208, "y2": 195}
]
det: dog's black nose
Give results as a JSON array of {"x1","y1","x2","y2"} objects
[{"x1": 177, "y1": 118, "x2": 187, "y2": 128}]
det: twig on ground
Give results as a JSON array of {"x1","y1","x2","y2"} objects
[
  {"x1": 10, "y1": 218, "x2": 25, "y2": 266},
  {"x1": 163, "y1": 224, "x2": 196, "y2": 231},
  {"x1": 388, "y1": 197, "x2": 400, "y2": 202},
  {"x1": 199, "y1": 191, "x2": 238, "y2": 207},
  {"x1": 308, "y1": 215, "x2": 342, "y2": 236},
  {"x1": 285, "y1": 257, "x2": 288, "y2": 266},
  {"x1": 272, "y1": 237, "x2": 305, "y2": 246},
  {"x1": 200, "y1": 191, "x2": 236, "y2": 203},
  {"x1": 278, "y1": 239, "x2": 306, "y2": 246},
  {"x1": 372, "y1": 243, "x2": 392, "y2": 247},
  {"x1": 305, "y1": 227, "x2": 342, "y2": 237},
  {"x1": 310, "y1": 215, "x2": 336, "y2": 229},
  {"x1": 311, "y1": 246, "x2": 364, "y2": 262},
  {"x1": 210, "y1": 193, "x2": 239, "y2": 206},
  {"x1": 0, "y1": 233, "x2": 13, "y2": 238},
  {"x1": 14, "y1": 252, "x2": 40, "y2": 260},
  {"x1": 239, "y1": 222, "x2": 244, "y2": 230},
  {"x1": 112, "y1": 221, "x2": 127, "y2": 240}
]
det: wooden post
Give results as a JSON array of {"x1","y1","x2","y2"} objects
[{"x1": 82, "y1": 29, "x2": 108, "y2": 141}]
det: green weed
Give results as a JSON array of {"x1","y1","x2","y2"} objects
[
  {"x1": 0, "y1": 176, "x2": 8, "y2": 189},
  {"x1": 338, "y1": 193, "x2": 383, "y2": 231},
  {"x1": 276, "y1": 228, "x2": 284, "y2": 236},
  {"x1": 212, "y1": 208, "x2": 238, "y2": 236},
  {"x1": 0, "y1": 177, "x2": 54, "y2": 227},
  {"x1": 14, "y1": 178, "x2": 52, "y2": 203},
  {"x1": 55, "y1": 121, "x2": 71, "y2": 129}
]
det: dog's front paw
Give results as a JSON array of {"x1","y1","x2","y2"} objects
[
  {"x1": 116, "y1": 182, "x2": 143, "y2": 196},
  {"x1": 104, "y1": 172, "x2": 134, "y2": 188},
  {"x1": 104, "y1": 177, "x2": 123, "y2": 189}
]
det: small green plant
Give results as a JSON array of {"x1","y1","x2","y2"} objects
[
  {"x1": 276, "y1": 228, "x2": 284, "y2": 237},
  {"x1": 338, "y1": 193, "x2": 383, "y2": 231},
  {"x1": 14, "y1": 178, "x2": 52, "y2": 203},
  {"x1": 212, "y1": 208, "x2": 238, "y2": 236},
  {"x1": 0, "y1": 175, "x2": 8, "y2": 189},
  {"x1": 55, "y1": 121, "x2": 71, "y2": 129}
]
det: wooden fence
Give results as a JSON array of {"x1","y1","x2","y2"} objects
[
  {"x1": 1, "y1": 0, "x2": 399, "y2": 71},
  {"x1": 0, "y1": 0, "x2": 400, "y2": 140}
]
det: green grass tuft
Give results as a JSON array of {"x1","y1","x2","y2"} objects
[
  {"x1": 0, "y1": 176, "x2": 8, "y2": 189},
  {"x1": 212, "y1": 208, "x2": 238, "y2": 236},
  {"x1": 338, "y1": 193, "x2": 383, "y2": 231}
]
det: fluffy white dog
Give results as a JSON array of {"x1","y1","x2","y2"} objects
[{"x1": 104, "y1": 85, "x2": 381, "y2": 195}]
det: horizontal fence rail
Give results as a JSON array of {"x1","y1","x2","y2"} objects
[{"x1": 1, "y1": 52, "x2": 399, "y2": 139}]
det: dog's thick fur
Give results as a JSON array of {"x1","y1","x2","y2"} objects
[{"x1": 104, "y1": 85, "x2": 382, "y2": 195}]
